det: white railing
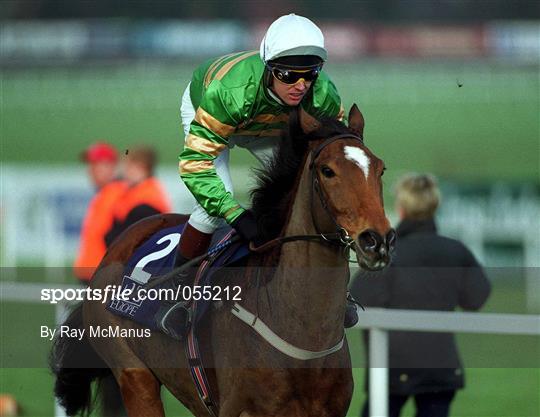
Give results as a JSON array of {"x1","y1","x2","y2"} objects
[
  {"x1": 2, "y1": 282, "x2": 540, "y2": 417},
  {"x1": 355, "y1": 308, "x2": 540, "y2": 417}
]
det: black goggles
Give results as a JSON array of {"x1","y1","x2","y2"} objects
[{"x1": 267, "y1": 65, "x2": 322, "y2": 85}]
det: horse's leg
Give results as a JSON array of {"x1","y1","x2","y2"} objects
[
  {"x1": 87, "y1": 265, "x2": 166, "y2": 417},
  {"x1": 114, "y1": 367, "x2": 165, "y2": 417}
]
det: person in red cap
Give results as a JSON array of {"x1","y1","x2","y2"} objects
[
  {"x1": 80, "y1": 142, "x2": 119, "y2": 187},
  {"x1": 73, "y1": 142, "x2": 129, "y2": 417},
  {"x1": 73, "y1": 142, "x2": 127, "y2": 283}
]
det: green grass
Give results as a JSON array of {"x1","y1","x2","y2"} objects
[
  {"x1": 1, "y1": 367, "x2": 538, "y2": 417},
  {"x1": 1, "y1": 61, "x2": 538, "y2": 186}
]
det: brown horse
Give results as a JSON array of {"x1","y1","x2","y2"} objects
[{"x1": 51, "y1": 105, "x2": 394, "y2": 417}]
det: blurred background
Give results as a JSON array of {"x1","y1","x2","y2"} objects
[{"x1": 1, "y1": 1, "x2": 539, "y2": 416}]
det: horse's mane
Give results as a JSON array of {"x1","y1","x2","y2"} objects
[{"x1": 251, "y1": 115, "x2": 353, "y2": 241}]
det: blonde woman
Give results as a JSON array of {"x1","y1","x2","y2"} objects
[{"x1": 352, "y1": 173, "x2": 491, "y2": 417}]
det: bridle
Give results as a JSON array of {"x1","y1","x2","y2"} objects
[
  {"x1": 250, "y1": 133, "x2": 365, "y2": 261},
  {"x1": 232, "y1": 133, "x2": 367, "y2": 363},
  {"x1": 310, "y1": 133, "x2": 364, "y2": 248}
]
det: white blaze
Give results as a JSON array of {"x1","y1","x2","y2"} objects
[{"x1": 344, "y1": 146, "x2": 370, "y2": 178}]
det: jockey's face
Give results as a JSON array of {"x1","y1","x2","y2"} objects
[{"x1": 272, "y1": 77, "x2": 313, "y2": 106}]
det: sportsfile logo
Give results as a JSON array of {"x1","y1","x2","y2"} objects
[
  {"x1": 39, "y1": 277, "x2": 170, "y2": 306},
  {"x1": 40, "y1": 282, "x2": 138, "y2": 305}
]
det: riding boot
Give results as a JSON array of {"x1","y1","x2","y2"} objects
[
  {"x1": 156, "y1": 223, "x2": 213, "y2": 340},
  {"x1": 172, "y1": 223, "x2": 213, "y2": 282},
  {"x1": 344, "y1": 292, "x2": 360, "y2": 328},
  {"x1": 175, "y1": 223, "x2": 213, "y2": 267}
]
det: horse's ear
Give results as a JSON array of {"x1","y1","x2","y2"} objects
[
  {"x1": 299, "y1": 108, "x2": 322, "y2": 134},
  {"x1": 288, "y1": 107, "x2": 304, "y2": 138},
  {"x1": 289, "y1": 107, "x2": 322, "y2": 137},
  {"x1": 348, "y1": 104, "x2": 365, "y2": 138}
]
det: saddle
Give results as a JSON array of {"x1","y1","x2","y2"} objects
[{"x1": 106, "y1": 222, "x2": 250, "y2": 332}]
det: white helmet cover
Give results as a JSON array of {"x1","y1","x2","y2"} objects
[{"x1": 260, "y1": 14, "x2": 327, "y2": 63}]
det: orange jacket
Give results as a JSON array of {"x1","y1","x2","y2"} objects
[
  {"x1": 113, "y1": 177, "x2": 171, "y2": 223},
  {"x1": 73, "y1": 180, "x2": 127, "y2": 281},
  {"x1": 104, "y1": 177, "x2": 172, "y2": 246}
]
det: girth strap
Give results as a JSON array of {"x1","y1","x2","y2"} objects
[{"x1": 231, "y1": 302, "x2": 345, "y2": 361}]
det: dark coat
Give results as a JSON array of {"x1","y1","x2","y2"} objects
[{"x1": 351, "y1": 218, "x2": 491, "y2": 395}]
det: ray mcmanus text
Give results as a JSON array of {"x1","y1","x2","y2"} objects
[{"x1": 41, "y1": 325, "x2": 151, "y2": 340}]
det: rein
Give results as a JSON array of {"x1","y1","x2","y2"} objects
[
  {"x1": 248, "y1": 231, "x2": 350, "y2": 252},
  {"x1": 150, "y1": 134, "x2": 365, "y2": 365}
]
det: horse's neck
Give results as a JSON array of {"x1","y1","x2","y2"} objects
[{"x1": 265, "y1": 160, "x2": 349, "y2": 348}]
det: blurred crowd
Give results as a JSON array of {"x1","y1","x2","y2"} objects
[{"x1": 74, "y1": 141, "x2": 171, "y2": 284}]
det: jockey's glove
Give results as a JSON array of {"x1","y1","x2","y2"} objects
[{"x1": 231, "y1": 210, "x2": 259, "y2": 243}]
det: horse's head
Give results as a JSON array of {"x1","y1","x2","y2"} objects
[{"x1": 305, "y1": 105, "x2": 395, "y2": 270}]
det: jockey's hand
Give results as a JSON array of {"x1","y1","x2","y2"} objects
[{"x1": 231, "y1": 210, "x2": 259, "y2": 243}]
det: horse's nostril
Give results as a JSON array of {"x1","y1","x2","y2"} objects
[
  {"x1": 386, "y1": 229, "x2": 397, "y2": 249},
  {"x1": 358, "y1": 230, "x2": 381, "y2": 251}
]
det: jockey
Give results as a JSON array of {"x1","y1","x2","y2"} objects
[
  {"x1": 159, "y1": 14, "x2": 357, "y2": 338},
  {"x1": 177, "y1": 13, "x2": 343, "y2": 262}
]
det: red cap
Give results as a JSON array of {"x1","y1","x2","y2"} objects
[{"x1": 80, "y1": 142, "x2": 118, "y2": 163}]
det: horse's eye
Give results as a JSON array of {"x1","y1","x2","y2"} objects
[
  {"x1": 381, "y1": 167, "x2": 386, "y2": 177},
  {"x1": 321, "y1": 165, "x2": 336, "y2": 178}
]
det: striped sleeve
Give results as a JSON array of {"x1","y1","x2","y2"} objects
[{"x1": 179, "y1": 81, "x2": 245, "y2": 223}]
